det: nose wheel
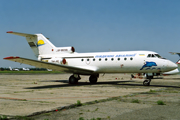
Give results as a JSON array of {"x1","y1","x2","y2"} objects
[{"x1": 143, "y1": 79, "x2": 151, "y2": 86}]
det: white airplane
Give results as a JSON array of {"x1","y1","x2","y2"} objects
[
  {"x1": 163, "y1": 52, "x2": 180, "y2": 75},
  {"x1": 23, "y1": 68, "x2": 30, "y2": 71},
  {"x1": 47, "y1": 69, "x2": 52, "y2": 71},
  {"x1": 9, "y1": 66, "x2": 19, "y2": 71},
  {"x1": 4, "y1": 31, "x2": 177, "y2": 86}
]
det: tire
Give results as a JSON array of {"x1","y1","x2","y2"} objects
[
  {"x1": 143, "y1": 79, "x2": 150, "y2": 86},
  {"x1": 69, "y1": 75, "x2": 78, "y2": 84},
  {"x1": 89, "y1": 75, "x2": 98, "y2": 84}
]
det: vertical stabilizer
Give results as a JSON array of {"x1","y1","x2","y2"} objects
[
  {"x1": 7, "y1": 31, "x2": 56, "y2": 57},
  {"x1": 33, "y1": 34, "x2": 56, "y2": 55}
]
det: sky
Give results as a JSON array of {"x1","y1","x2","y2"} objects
[{"x1": 1, "y1": 0, "x2": 180, "y2": 68}]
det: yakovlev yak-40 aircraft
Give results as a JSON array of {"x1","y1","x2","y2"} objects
[{"x1": 4, "y1": 31, "x2": 177, "y2": 86}]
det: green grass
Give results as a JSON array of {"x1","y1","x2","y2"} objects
[
  {"x1": 149, "y1": 89, "x2": 158, "y2": 93},
  {"x1": 157, "y1": 100, "x2": 166, "y2": 105},
  {"x1": 14, "y1": 116, "x2": 34, "y2": 120},
  {"x1": 76, "y1": 100, "x2": 82, "y2": 106},
  {"x1": 78, "y1": 117, "x2": 85, "y2": 120},
  {"x1": 0, "y1": 115, "x2": 8, "y2": 120},
  {"x1": 131, "y1": 99, "x2": 140, "y2": 103}
]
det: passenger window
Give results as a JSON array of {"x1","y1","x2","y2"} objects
[
  {"x1": 111, "y1": 58, "x2": 114, "y2": 61},
  {"x1": 81, "y1": 59, "x2": 84, "y2": 61},
  {"x1": 117, "y1": 58, "x2": 120, "y2": 61},
  {"x1": 93, "y1": 58, "x2": 95, "y2": 61},
  {"x1": 130, "y1": 57, "x2": 133, "y2": 60},
  {"x1": 87, "y1": 59, "x2": 89, "y2": 61},
  {"x1": 124, "y1": 58, "x2": 127, "y2": 60},
  {"x1": 99, "y1": 58, "x2": 101, "y2": 61},
  {"x1": 105, "y1": 58, "x2": 108, "y2": 61}
]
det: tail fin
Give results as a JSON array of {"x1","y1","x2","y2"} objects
[
  {"x1": 7, "y1": 31, "x2": 56, "y2": 57},
  {"x1": 9, "y1": 67, "x2": 12, "y2": 71}
]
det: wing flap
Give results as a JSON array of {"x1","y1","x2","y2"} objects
[{"x1": 3, "y1": 56, "x2": 95, "y2": 74}]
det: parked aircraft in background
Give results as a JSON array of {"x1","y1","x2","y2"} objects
[
  {"x1": 23, "y1": 68, "x2": 30, "y2": 71},
  {"x1": 9, "y1": 67, "x2": 19, "y2": 71},
  {"x1": 4, "y1": 31, "x2": 177, "y2": 86},
  {"x1": 47, "y1": 69, "x2": 52, "y2": 71}
]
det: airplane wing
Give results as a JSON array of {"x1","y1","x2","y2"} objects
[{"x1": 3, "y1": 56, "x2": 95, "y2": 74}]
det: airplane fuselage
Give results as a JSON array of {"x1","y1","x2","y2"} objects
[{"x1": 39, "y1": 51, "x2": 176, "y2": 74}]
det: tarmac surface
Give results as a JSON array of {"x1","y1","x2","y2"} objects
[{"x1": 0, "y1": 73, "x2": 180, "y2": 120}]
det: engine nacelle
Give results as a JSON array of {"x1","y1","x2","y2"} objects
[{"x1": 53, "y1": 46, "x2": 75, "y2": 54}]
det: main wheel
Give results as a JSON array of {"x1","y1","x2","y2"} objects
[
  {"x1": 69, "y1": 75, "x2": 78, "y2": 84},
  {"x1": 89, "y1": 75, "x2": 98, "y2": 84}
]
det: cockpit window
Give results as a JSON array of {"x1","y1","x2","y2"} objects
[
  {"x1": 155, "y1": 54, "x2": 162, "y2": 58},
  {"x1": 147, "y1": 54, "x2": 151, "y2": 57},
  {"x1": 152, "y1": 54, "x2": 155, "y2": 57},
  {"x1": 147, "y1": 54, "x2": 165, "y2": 59}
]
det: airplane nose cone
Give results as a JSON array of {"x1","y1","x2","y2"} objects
[{"x1": 167, "y1": 61, "x2": 178, "y2": 71}]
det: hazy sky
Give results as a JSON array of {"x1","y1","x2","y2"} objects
[{"x1": 1, "y1": 0, "x2": 180, "y2": 68}]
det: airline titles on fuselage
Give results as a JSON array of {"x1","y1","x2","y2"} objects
[{"x1": 95, "y1": 53, "x2": 137, "y2": 58}]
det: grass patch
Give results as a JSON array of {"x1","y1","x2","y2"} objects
[
  {"x1": 14, "y1": 90, "x2": 34, "y2": 93},
  {"x1": 44, "y1": 113, "x2": 51, "y2": 116},
  {"x1": 76, "y1": 100, "x2": 82, "y2": 106},
  {"x1": 0, "y1": 115, "x2": 8, "y2": 120},
  {"x1": 157, "y1": 100, "x2": 166, "y2": 105},
  {"x1": 96, "y1": 118, "x2": 101, "y2": 120},
  {"x1": 131, "y1": 99, "x2": 140, "y2": 103},
  {"x1": 149, "y1": 89, "x2": 158, "y2": 93},
  {"x1": 92, "y1": 107, "x2": 99, "y2": 112},
  {"x1": 78, "y1": 117, "x2": 85, "y2": 120},
  {"x1": 14, "y1": 116, "x2": 34, "y2": 120}
]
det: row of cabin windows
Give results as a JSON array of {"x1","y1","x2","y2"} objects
[{"x1": 81, "y1": 57, "x2": 133, "y2": 62}]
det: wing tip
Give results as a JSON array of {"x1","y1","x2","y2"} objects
[
  {"x1": 3, "y1": 56, "x2": 20, "y2": 59},
  {"x1": 7, "y1": 31, "x2": 13, "y2": 33}
]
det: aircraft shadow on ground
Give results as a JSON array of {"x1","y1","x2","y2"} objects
[
  {"x1": 24, "y1": 80, "x2": 134, "y2": 89},
  {"x1": 24, "y1": 79, "x2": 180, "y2": 89},
  {"x1": 163, "y1": 78, "x2": 180, "y2": 80},
  {"x1": 116, "y1": 83, "x2": 180, "y2": 88}
]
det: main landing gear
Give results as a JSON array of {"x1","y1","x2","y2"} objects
[
  {"x1": 89, "y1": 74, "x2": 99, "y2": 84},
  {"x1": 69, "y1": 74, "x2": 81, "y2": 84},
  {"x1": 69, "y1": 74, "x2": 99, "y2": 84}
]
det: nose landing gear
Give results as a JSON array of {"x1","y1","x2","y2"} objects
[{"x1": 143, "y1": 79, "x2": 151, "y2": 86}]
